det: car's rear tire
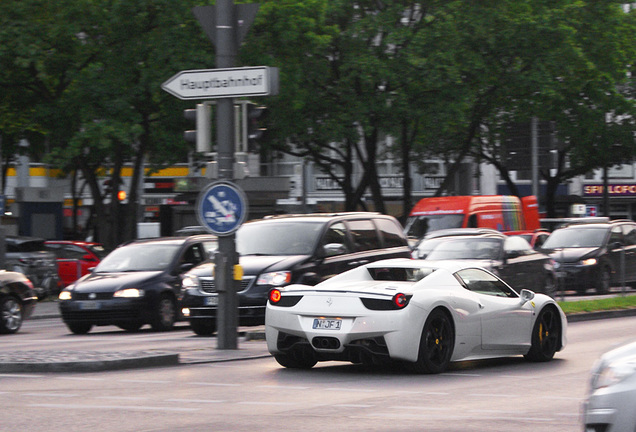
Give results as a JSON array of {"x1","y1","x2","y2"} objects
[
  {"x1": 409, "y1": 308, "x2": 455, "y2": 374},
  {"x1": 274, "y1": 352, "x2": 317, "y2": 369},
  {"x1": 151, "y1": 295, "x2": 176, "y2": 332},
  {"x1": 190, "y1": 319, "x2": 216, "y2": 336},
  {"x1": 524, "y1": 306, "x2": 561, "y2": 362},
  {"x1": 66, "y1": 322, "x2": 92, "y2": 334},
  {"x1": 0, "y1": 297, "x2": 23, "y2": 334}
]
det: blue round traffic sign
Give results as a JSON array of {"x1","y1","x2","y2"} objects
[{"x1": 196, "y1": 181, "x2": 248, "y2": 236}]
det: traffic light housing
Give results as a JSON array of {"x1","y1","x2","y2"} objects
[
  {"x1": 184, "y1": 103, "x2": 211, "y2": 153},
  {"x1": 246, "y1": 103, "x2": 267, "y2": 152}
]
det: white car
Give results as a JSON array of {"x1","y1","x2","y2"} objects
[
  {"x1": 265, "y1": 259, "x2": 567, "y2": 373},
  {"x1": 582, "y1": 339, "x2": 636, "y2": 431}
]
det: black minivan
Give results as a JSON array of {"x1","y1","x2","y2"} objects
[{"x1": 180, "y1": 212, "x2": 412, "y2": 335}]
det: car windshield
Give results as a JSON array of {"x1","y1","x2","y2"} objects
[
  {"x1": 236, "y1": 221, "x2": 323, "y2": 255},
  {"x1": 404, "y1": 214, "x2": 464, "y2": 238},
  {"x1": 426, "y1": 238, "x2": 501, "y2": 260},
  {"x1": 95, "y1": 243, "x2": 181, "y2": 272},
  {"x1": 542, "y1": 227, "x2": 607, "y2": 249}
]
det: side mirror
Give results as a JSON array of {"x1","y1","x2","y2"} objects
[
  {"x1": 321, "y1": 243, "x2": 347, "y2": 258},
  {"x1": 609, "y1": 241, "x2": 622, "y2": 251},
  {"x1": 519, "y1": 289, "x2": 535, "y2": 304},
  {"x1": 82, "y1": 254, "x2": 98, "y2": 262}
]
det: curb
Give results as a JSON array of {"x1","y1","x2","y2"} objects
[
  {"x1": 565, "y1": 307, "x2": 636, "y2": 322},
  {"x1": 0, "y1": 351, "x2": 180, "y2": 373}
]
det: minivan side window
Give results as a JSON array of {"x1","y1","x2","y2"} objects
[
  {"x1": 348, "y1": 219, "x2": 381, "y2": 251},
  {"x1": 375, "y1": 218, "x2": 407, "y2": 248}
]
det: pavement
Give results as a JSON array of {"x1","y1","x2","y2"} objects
[
  {"x1": 3, "y1": 295, "x2": 636, "y2": 373},
  {"x1": 1, "y1": 301, "x2": 271, "y2": 373}
]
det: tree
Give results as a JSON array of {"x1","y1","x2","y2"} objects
[{"x1": 0, "y1": 0, "x2": 212, "y2": 248}]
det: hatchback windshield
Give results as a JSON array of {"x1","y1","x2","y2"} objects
[
  {"x1": 96, "y1": 243, "x2": 181, "y2": 272},
  {"x1": 541, "y1": 227, "x2": 608, "y2": 249},
  {"x1": 236, "y1": 221, "x2": 324, "y2": 255}
]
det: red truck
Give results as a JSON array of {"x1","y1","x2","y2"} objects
[{"x1": 404, "y1": 195, "x2": 541, "y2": 241}]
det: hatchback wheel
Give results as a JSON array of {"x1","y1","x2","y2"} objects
[
  {"x1": 596, "y1": 267, "x2": 611, "y2": 294},
  {"x1": 0, "y1": 297, "x2": 23, "y2": 334},
  {"x1": 151, "y1": 295, "x2": 176, "y2": 332}
]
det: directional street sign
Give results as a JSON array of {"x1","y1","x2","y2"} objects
[
  {"x1": 161, "y1": 66, "x2": 279, "y2": 100},
  {"x1": 196, "y1": 181, "x2": 248, "y2": 236}
]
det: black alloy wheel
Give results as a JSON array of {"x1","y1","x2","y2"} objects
[
  {"x1": 410, "y1": 308, "x2": 455, "y2": 374},
  {"x1": 525, "y1": 306, "x2": 561, "y2": 362}
]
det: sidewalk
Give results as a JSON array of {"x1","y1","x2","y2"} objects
[
  {"x1": 0, "y1": 301, "x2": 271, "y2": 373},
  {"x1": 4, "y1": 298, "x2": 636, "y2": 373}
]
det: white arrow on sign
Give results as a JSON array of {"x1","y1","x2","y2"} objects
[{"x1": 161, "y1": 66, "x2": 278, "y2": 100}]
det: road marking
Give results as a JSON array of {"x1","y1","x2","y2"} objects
[
  {"x1": 166, "y1": 398, "x2": 226, "y2": 404},
  {"x1": 258, "y1": 385, "x2": 310, "y2": 390},
  {"x1": 325, "y1": 387, "x2": 375, "y2": 392},
  {"x1": 191, "y1": 382, "x2": 241, "y2": 387},
  {"x1": 24, "y1": 393, "x2": 79, "y2": 398},
  {"x1": 0, "y1": 374, "x2": 43, "y2": 378},
  {"x1": 468, "y1": 393, "x2": 516, "y2": 398},
  {"x1": 334, "y1": 404, "x2": 374, "y2": 408},
  {"x1": 97, "y1": 396, "x2": 147, "y2": 401},
  {"x1": 29, "y1": 403, "x2": 200, "y2": 412},
  {"x1": 56, "y1": 376, "x2": 105, "y2": 381}
]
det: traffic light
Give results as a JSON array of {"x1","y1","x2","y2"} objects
[
  {"x1": 117, "y1": 190, "x2": 127, "y2": 202},
  {"x1": 246, "y1": 103, "x2": 267, "y2": 152},
  {"x1": 184, "y1": 103, "x2": 211, "y2": 153}
]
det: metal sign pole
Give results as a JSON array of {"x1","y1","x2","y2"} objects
[{"x1": 215, "y1": 0, "x2": 239, "y2": 350}]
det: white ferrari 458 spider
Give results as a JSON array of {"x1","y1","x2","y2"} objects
[{"x1": 265, "y1": 259, "x2": 567, "y2": 373}]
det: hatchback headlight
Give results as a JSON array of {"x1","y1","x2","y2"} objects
[
  {"x1": 581, "y1": 258, "x2": 598, "y2": 266},
  {"x1": 113, "y1": 288, "x2": 144, "y2": 298},
  {"x1": 257, "y1": 271, "x2": 291, "y2": 286},
  {"x1": 58, "y1": 290, "x2": 72, "y2": 301},
  {"x1": 592, "y1": 357, "x2": 636, "y2": 390}
]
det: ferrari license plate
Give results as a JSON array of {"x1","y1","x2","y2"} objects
[
  {"x1": 312, "y1": 318, "x2": 342, "y2": 330},
  {"x1": 204, "y1": 296, "x2": 218, "y2": 306}
]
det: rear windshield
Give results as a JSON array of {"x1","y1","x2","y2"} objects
[
  {"x1": 542, "y1": 227, "x2": 607, "y2": 249},
  {"x1": 368, "y1": 266, "x2": 436, "y2": 282},
  {"x1": 426, "y1": 238, "x2": 501, "y2": 260},
  {"x1": 404, "y1": 214, "x2": 464, "y2": 238},
  {"x1": 236, "y1": 221, "x2": 323, "y2": 255}
]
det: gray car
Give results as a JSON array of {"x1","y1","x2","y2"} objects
[{"x1": 583, "y1": 339, "x2": 636, "y2": 431}]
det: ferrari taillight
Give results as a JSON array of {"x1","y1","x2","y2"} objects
[
  {"x1": 393, "y1": 293, "x2": 409, "y2": 308},
  {"x1": 269, "y1": 289, "x2": 282, "y2": 304}
]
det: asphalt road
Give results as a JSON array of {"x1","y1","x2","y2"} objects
[{"x1": 2, "y1": 316, "x2": 636, "y2": 432}]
